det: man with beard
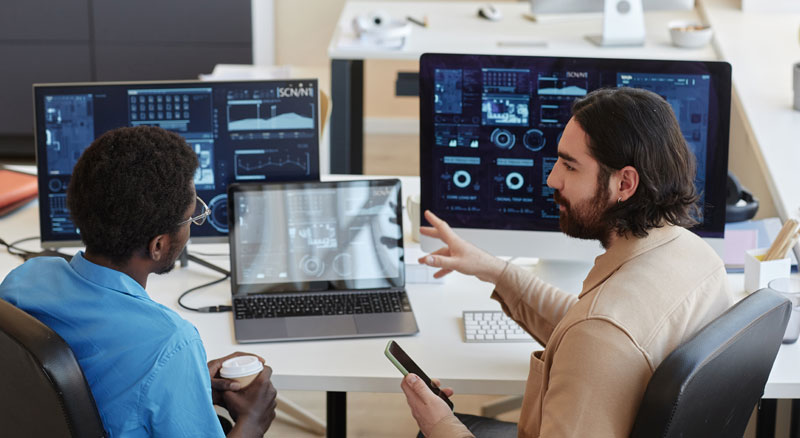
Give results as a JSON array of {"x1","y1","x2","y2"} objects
[
  {"x1": 0, "y1": 127, "x2": 276, "y2": 437},
  {"x1": 400, "y1": 87, "x2": 733, "y2": 438}
]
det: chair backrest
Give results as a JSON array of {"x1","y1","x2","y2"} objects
[
  {"x1": 0, "y1": 298, "x2": 106, "y2": 438},
  {"x1": 630, "y1": 288, "x2": 791, "y2": 438}
]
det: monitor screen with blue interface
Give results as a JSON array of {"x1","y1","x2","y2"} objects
[
  {"x1": 419, "y1": 54, "x2": 731, "y2": 258},
  {"x1": 34, "y1": 79, "x2": 320, "y2": 247}
]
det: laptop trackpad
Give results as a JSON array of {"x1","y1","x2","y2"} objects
[{"x1": 286, "y1": 316, "x2": 357, "y2": 338}]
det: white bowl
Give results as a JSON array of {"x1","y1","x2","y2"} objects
[{"x1": 668, "y1": 20, "x2": 713, "y2": 48}]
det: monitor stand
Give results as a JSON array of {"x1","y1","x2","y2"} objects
[
  {"x1": 518, "y1": 258, "x2": 594, "y2": 294},
  {"x1": 177, "y1": 247, "x2": 230, "y2": 276},
  {"x1": 586, "y1": 0, "x2": 645, "y2": 47}
]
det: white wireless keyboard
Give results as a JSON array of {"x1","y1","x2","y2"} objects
[{"x1": 462, "y1": 311, "x2": 533, "y2": 343}]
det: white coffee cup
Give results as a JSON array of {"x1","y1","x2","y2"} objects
[
  {"x1": 220, "y1": 355, "x2": 264, "y2": 388},
  {"x1": 406, "y1": 194, "x2": 421, "y2": 242},
  {"x1": 793, "y1": 62, "x2": 800, "y2": 111},
  {"x1": 768, "y1": 277, "x2": 800, "y2": 344}
]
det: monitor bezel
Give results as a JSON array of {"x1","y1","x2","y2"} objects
[
  {"x1": 33, "y1": 78, "x2": 321, "y2": 249},
  {"x1": 419, "y1": 53, "x2": 732, "y2": 258}
]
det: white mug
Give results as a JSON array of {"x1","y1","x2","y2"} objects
[{"x1": 406, "y1": 194, "x2": 421, "y2": 242}]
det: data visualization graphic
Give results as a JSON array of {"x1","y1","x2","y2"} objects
[
  {"x1": 43, "y1": 94, "x2": 95, "y2": 176},
  {"x1": 227, "y1": 101, "x2": 315, "y2": 131},
  {"x1": 234, "y1": 150, "x2": 313, "y2": 180},
  {"x1": 491, "y1": 158, "x2": 536, "y2": 215},
  {"x1": 434, "y1": 69, "x2": 463, "y2": 114},
  {"x1": 537, "y1": 72, "x2": 589, "y2": 96}
]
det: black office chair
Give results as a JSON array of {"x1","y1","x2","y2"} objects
[
  {"x1": 630, "y1": 288, "x2": 791, "y2": 438},
  {"x1": 0, "y1": 298, "x2": 107, "y2": 437}
]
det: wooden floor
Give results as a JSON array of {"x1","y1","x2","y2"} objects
[{"x1": 264, "y1": 132, "x2": 521, "y2": 437}]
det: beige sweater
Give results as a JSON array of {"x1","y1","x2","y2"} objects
[{"x1": 429, "y1": 226, "x2": 733, "y2": 438}]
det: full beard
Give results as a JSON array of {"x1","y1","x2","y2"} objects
[{"x1": 553, "y1": 182, "x2": 614, "y2": 248}]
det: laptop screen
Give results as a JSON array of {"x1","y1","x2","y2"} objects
[{"x1": 228, "y1": 179, "x2": 405, "y2": 295}]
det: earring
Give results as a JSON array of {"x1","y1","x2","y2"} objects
[{"x1": 617, "y1": 197, "x2": 622, "y2": 204}]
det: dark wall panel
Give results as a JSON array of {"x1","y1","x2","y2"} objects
[
  {"x1": 0, "y1": 44, "x2": 92, "y2": 135},
  {"x1": 93, "y1": 44, "x2": 251, "y2": 81},
  {"x1": 0, "y1": 0, "x2": 90, "y2": 40},
  {"x1": 0, "y1": 0, "x2": 252, "y2": 158},
  {"x1": 92, "y1": 0, "x2": 251, "y2": 44}
]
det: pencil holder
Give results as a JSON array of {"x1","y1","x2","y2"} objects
[{"x1": 744, "y1": 248, "x2": 791, "y2": 294}]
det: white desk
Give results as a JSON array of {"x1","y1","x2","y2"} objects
[
  {"x1": 1, "y1": 176, "x2": 798, "y2": 437},
  {"x1": 699, "y1": 0, "x2": 800, "y2": 223},
  {"x1": 326, "y1": 1, "x2": 718, "y2": 173}
]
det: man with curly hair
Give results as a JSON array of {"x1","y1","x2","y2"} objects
[
  {"x1": 401, "y1": 87, "x2": 733, "y2": 437},
  {"x1": 0, "y1": 126, "x2": 276, "y2": 437}
]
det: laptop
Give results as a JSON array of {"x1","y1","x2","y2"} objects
[{"x1": 227, "y1": 179, "x2": 419, "y2": 342}]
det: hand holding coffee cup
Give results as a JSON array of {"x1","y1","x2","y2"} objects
[{"x1": 220, "y1": 355, "x2": 265, "y2": 388}]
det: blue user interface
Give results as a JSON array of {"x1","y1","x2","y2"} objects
[
  {"x1": 34, "y1": 80, "x2": 320, "y2": 245},
  {"x1": 420, "y1": 54, "x2": 730, "y2": 237}
]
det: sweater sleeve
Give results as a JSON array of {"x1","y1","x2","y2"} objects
[
  {"x1": 537, "y1": 319, "x2": 652, "y2": 437},
  {"x1": 491, "y1": 263, "x2": 578, "y2": 345}
]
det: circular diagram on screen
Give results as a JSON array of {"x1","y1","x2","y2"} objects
[
  {"x1": 523, "y1": 129, "x2": 546, "y2": 152},
  {"x1": 207, "y1": 194, "x2": 229, "y2": 233},
  {"x1": 300, "y1": 255, "x2": 325, "y2": 277},
  {"x1": 453, "y1": 170, "x2": 472, "y2": 189},
  {"x1": 506, "y1": 172, "x2": 524, "y2": 190},
  {"x1": 333, "y1": 253, "x2": 353, "y2": 277},
  {"x1": 490, "y1": 128, "x2": 515, "y2": 150},
  {"x1": 48, "y1": 179, "x2": 62, "y2": 192}
]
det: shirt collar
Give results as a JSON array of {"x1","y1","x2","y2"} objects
[
  {"x1": 69, "y1": 251, "x2": 150, "y2": 300},
  {"x1": 579, "y1": 225, "x2": 683, "y2": 298}
]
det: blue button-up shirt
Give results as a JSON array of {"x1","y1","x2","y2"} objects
[{"x1": 0, "y1": 252, "x2": 225, "y2": 438}]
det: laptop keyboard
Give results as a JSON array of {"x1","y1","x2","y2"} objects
[
  {"x1": 463, "y1": 311, "x2": 533, "y2": 343},
  {"x1": 234, "y1": 290, "x2": 412, "y2": 319}
]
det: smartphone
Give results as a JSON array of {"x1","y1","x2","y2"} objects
[{"x1": 385, "y1": 340, "x2": 454, "y2": 410}]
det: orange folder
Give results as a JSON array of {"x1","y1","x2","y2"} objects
[{"x1": 0, "y1": 169, "x2": 38, "y2": 216}]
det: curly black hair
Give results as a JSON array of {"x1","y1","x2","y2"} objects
[
  {"x1": 572, "y1": 87, "x2": 701, "y2": 238},
  {"x1": 67, "y1": 126, "x2": 199, "y2": 264}
]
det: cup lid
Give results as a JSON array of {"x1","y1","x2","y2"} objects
[
  {"x1": 769, "y1": 277, "x2": 800, "y2": 295},
  {"x1": 220, "y1": 355, "x2": 264, "y2": 379}
]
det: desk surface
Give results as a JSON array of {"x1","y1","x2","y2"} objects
[
  {"x1": 1, "y1": 177, "x2": 798, "y2": 399},
  {"x1": 329, "y1": 1, "x2": 718, "y2": 61}
]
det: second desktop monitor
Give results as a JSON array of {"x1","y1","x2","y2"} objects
[{"x1": 34, "y1": 79, "x2": 321, "y2": 247}]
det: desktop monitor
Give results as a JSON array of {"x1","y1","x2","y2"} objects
[
  {"x1": 419, "y1": 53, "x2": 731, "y2": 260},
  {"x1": 33, "y1": 79, "x2": 320, "y2": 248},
  {"x1": 530, "y1": 0, "x2": 695, "y2": 47},
  {"x1": 529, "y1": 0, "x2": 694, "y2": 14}
]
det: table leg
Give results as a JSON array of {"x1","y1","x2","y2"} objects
[
  {"x1": 330, "y1": 59, "x2": 364, "y2": 175},
  {"x1": 757, "y1": 398, "x2": 777, "y2": 438},
  {"x1": 326, "y1": 391, "x2": 346, "y2": 438},
  {"x1": 791, "y1": 399, "x2": 800, "y2": 438}
]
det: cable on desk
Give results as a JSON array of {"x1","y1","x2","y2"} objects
[
  {"x1": 186, "y1": 250, "x2": 229, "y2": 257},
  {"x1": 177, "y1": 253, "x2": 233, "y2": 313},
  {"x1": 0, "y1": 236, "x2": 72, "y2": 262}
]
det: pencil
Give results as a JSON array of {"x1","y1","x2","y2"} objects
[
  {"x1": 765, "y1": 219, "x2": 799, "y2": 261},
  {"x1": 407, "y1": 16, "x2": 427, "y2": 28}
]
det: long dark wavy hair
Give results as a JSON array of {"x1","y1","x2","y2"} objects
[{"x1": 571, "y1": 87, "x2": 701, "y2": 238}]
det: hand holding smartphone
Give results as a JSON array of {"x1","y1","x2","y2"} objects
[{"x1": 385, "y1": 340, "x2": 454, "y2": 410}]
